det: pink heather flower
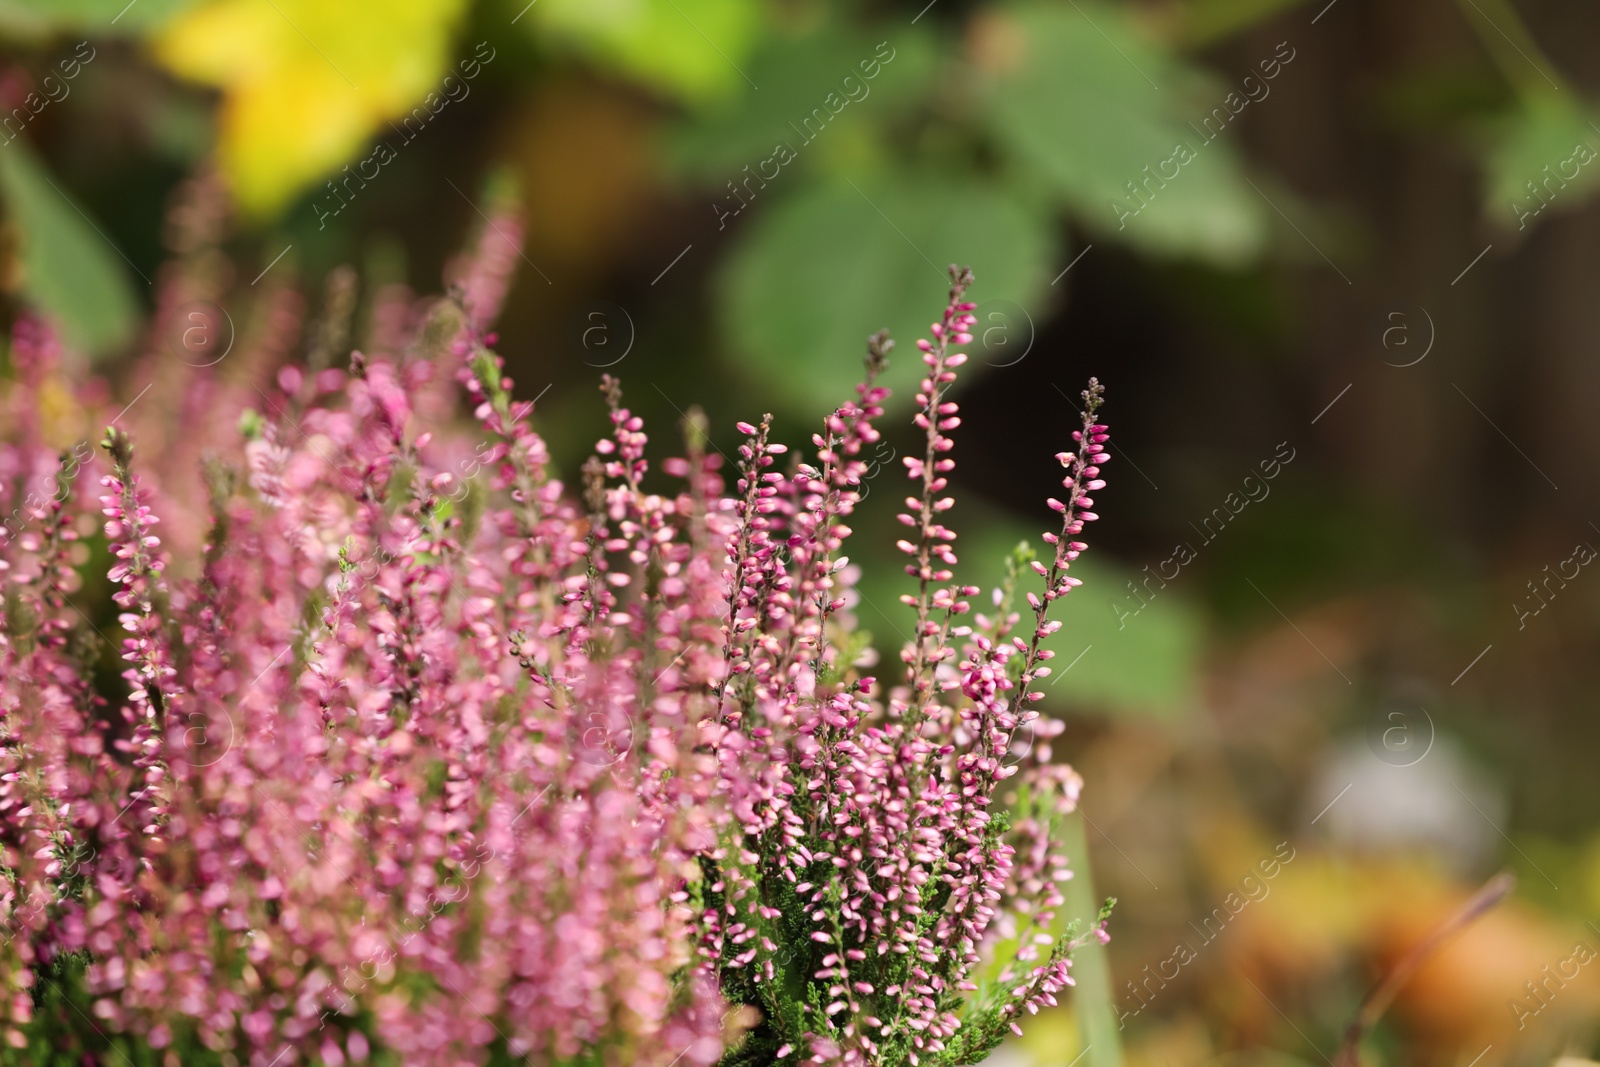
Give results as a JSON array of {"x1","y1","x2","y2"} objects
[
  {"x1": 692, "y1": 269, "x2": 1115, "y2": 1066},
  {"x1": 0, "y1": 245, "x2": 1113, "y2": 1067}
]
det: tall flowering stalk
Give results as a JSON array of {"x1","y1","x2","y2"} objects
[
  {"x1": 700, "y1": 268, "x2": 1111, "y2": 1067},
  {"x1": 0, "y1": 210, "x2": 1112, "y2": 1067}
]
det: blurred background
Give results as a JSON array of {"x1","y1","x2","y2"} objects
[{"x1": 3, "y1": 0, "x2": 1599, "y2": 1063}]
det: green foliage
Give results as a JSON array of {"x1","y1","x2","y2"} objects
[
  {"x1": 717, "y1": 171, "x2": 1056, "y2": 415},
  {"x1": 1048, "y1": 554, "x2": 1201, "y2": 718},
  {"x1": 1176, "y1": 0, "x2": 1310, "y2": 47},
  {"x1": 667, "y1": 26, "x2": 940, "y2": 181},
  {"x1": 953, "y1": 524, "x2": 1201, "y2": 719},
  {"x1": 524, "y1": 0, "x2": 765, "y2": 103},
  {"x1": 975, "y1": 0, "x2": 1269, "y2": 263},
  {"x1": 11, "y1": 954, "x2": 189, "y2": 1066},
  {"x1": 1056, "y1": 814, "x2": 1122, "y2": 1067},
  {"x1": 687, "y1": 1, "x2": 1278, "y2": 420},
  {"x1": 0, "y1": 0, "x2": 195, "y2": 36},
  {"x1": 0, "y1": 141, "x2": 140, "y2": 358},
  {"x1": 1477, "y1": 91, "x2": 1600, "y2": 227}
]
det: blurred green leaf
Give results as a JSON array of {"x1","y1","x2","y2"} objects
[
  {"x1": 1375, "y1": 63, "x2": 1511, "y2": 129},
  {"x1": 1062, "y1": 819, "x2": 1126, "y2": 1067},
  {"x1": 717, "y1": 170, "x2": 1056, "y2": 415},
  {"x1": 0, "y1": 0, "x2": 196, "y2": 36},
  {"x1": 1051, "y1": 560, "x2": 1200, "y2": 717},
  {"x1": 1451, "y1": 0, "x2": 1567, "y2": 100},
  {"x1": 1058, "y1": 812, "x2": 1125, "y2": 1067},
  {"x1": 985, "y1": 816, "x2": 1120, "y2": 1067},
  {"x1": 1177, "y1": 0, "x2": 1309, "y2": 48},
  {"x1": 958, "y1": 521, "x2": 1201, "y2": 718},
  {"x1": 976, "y1": 0, "x2": 1269, "y2": 264},
  {"x1": 527, "y1": 0, "x2": 765, "y2": 103},
  {"x1": 667, "y1": 27, "x2": 940, "y2": 181},
  {"x1": 1477, "y1": 91, "x2": 1600, "y2": 231},
  {"x1": 0, "y1": 141, "x2": 140, "y2": 357}
]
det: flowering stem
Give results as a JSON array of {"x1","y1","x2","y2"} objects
[
  {"x1": 1010, "y1": 380, "x2": 1108, "y2": 715},
  {"x1": 899, "y1": 266, "x2": 977, "y2": 723}
]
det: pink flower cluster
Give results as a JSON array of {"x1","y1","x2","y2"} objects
[
  {"x1": 0, "y1": 204, "x2": 1111, "y2": 1067},
  {"x1": 696, "y1": 269, "x2": 1111, "y2": 1067}
]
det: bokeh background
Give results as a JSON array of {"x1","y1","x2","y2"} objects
[{"x1": 3, "y1": 0, "x2": 1600, "y2": 1063}]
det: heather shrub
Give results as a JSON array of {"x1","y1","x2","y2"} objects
[{"x1": 0, "y1": 213, "x2": 1112, "y2": 1066}]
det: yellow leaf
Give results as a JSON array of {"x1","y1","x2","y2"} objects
[{"x1": 153, "y1": 0, "x2": 470, "y2": 215}]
